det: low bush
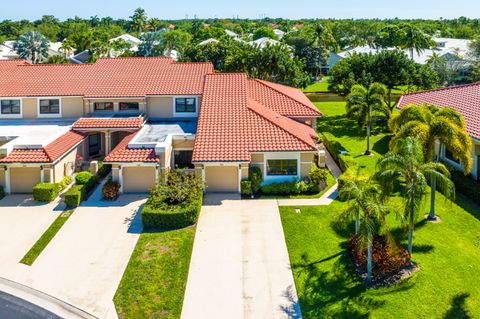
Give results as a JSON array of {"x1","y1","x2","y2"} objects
[
  {"x1": 240, "y1": 180, "x2": 253, "y2": 196},
  {"x1": 261, "y1": 180, "x2": 319, "y2": 195},
  {"x1": 249, "y1": 166, "x2": 263, "y2": 193},
  {"x1": 320, "y1": 133, "x2": 355, "y2": 172},
  {"x1": 33, "y1": 176, "x2": 73, "y2": 202},
  {"x1": 33, "y1": 183, "x2": 61, "y2": 202},
  {"x1": 309, "y1": 166, "x2": 328, "y2": 185},
  {"x1": 64, "y1": 184, "x2": 86, "y2": 208},
  {"x1": 449, "y1": 169, "x2": 480, "y2": 205},
  {"x1": 103, "y1": 179, "x2": 120, "y2": 200},
  {"x1": 75, "y1": 171, "x2": 98, "y2": 193},
  {"x1": 142, "y1": 170, "x2": 203, "y2": 229}
]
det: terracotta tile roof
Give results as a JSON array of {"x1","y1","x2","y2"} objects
[
  {"x1": 398, "y1": 82, "x2": 480, "y2": 139},
  {"x1": 0, "y1": 130, "x2": 86, "y2": 163},
  {"x1": 104, "y1": 132, "x2": 160, "y2": 163},
  {"x1": 72, "y1": 117, "x2": 144, "y2": 130},
  {"x1": 0, "y1": 57, "x2": 213, "y2": 98},
  {"x1": 248, "y1": 79, "x2": 322, "y2": 117},
  {"x1": 192, "y1": 73, "x2": 319, "y2": 162}
]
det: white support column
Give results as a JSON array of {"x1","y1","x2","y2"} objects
[
  {"x1": 113, "y1": 102, "x2": 119, "y2": 112},
  {"x1": 5, "y1": 167, "x2": 10, "y2": 194},
  {"x1": 119, "y1": 166, "x2": 123, "y2": 194},
  {"x1": 201, "y1": 166, "x2": 206, "y2": 192},
  {"x1": 40, "y1": 167, "x2": 44, "y2": 183},
  {"x1": 238, "y1": 165, "x2": 242, "y2": 193},
  {"x1": 105, "y1": 132, "x2": 112, "y2": 154},
  {"x1": 155, "y1": 165, "x2": 160, "y2": 184}
]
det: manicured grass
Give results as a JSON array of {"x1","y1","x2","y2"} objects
[
  {"x1": 282, "y1": 98, "x2": 480, "y2": 318},
  {"x1": 280, "y1": 193, "x2": 480, "y2": 318},
  {"x1": 257, "y1": 171, "x2": 336, "y2": 199},
  {"x1": 315, "y1": 101, "x2": 392, "y2": 174},
  {"x1": 303, "y1": 78, "x2": 331, "y2": 93},
  {"x1": 20, "y1": 209, "x2": 74, "y2": 265},
  {"x1": 114, "y1": 227, "x2": 196, "y2": 319}
]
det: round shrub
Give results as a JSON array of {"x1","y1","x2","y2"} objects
[
  {"x1": 75, "y1": 171, "x2": 95, "y2": 185},
  {"x1": 240, "y1": 180, "x2": 253, "y2": 196},
  {"x1": 248, "y1": 166, "x2": 263, "y2": 193}
]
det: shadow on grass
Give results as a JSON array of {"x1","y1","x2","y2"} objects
[
  {"x1": 455, "y1": 195, "x2": 480, "y2": 223},
  {"x1": 372, "y1": 135, "x2": 392, "y2": 155},
  {"x1": 444, "y1": 293, "x2": 472, "y2": 319},
  {"x1": 292, "y1": 251, "x2": 415, "y2": 319},
  {"x1": 318, "y1": 115, "x2": 364, "y2": 140}
]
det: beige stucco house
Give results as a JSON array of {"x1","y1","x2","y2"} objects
[{"x1": 0, "y1": 57, "x2": 322, "y2": 194}]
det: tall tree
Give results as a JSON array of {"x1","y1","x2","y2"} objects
[
  {"x1": 376, "y1": 137, "x2": 453, "y2": 254},
  {"x1": 388, "y1": 104, "x2": 471, "y2": 220},
  {"x1": 13, "y1": 31, "x2": 49, "y2": 64},
  {"x1": 130, "y1": 7, "x2": 148, "y2": 33},
  {"x1": 340, "y1": 172, "x2": 389, "y2": 285},
  {"x1": 346, "y1": 83, "x2": 389, "y2": 155},
  {"x1": 138, "y1": 31, "x2": 165, "y2": 57},
  {"x1": 399, "y1": 24, "x2": 434, "y2": 60}
]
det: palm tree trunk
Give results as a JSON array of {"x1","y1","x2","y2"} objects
[
  {"x1": 428, "y1": 176, "x2": 437, "y2": 220},
  {"x1": 367, "y1": 232, "x2": 373, "y2": 285},
  {"x1": 365, "y1": 108, "x2": 371, "y2": 155},
  {"x1": 408, "y1": 197, "x2": 415, "y2": 254},
  {"x1": 355, "y1": 211, "x2": 360, "y2": 234}
]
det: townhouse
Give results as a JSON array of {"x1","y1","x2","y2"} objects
[
  {"x1": 398, "y1": 82, "x2": 480, "y2": 180},
  {"x1": 0, "y1": 57, "x2": 322, "y2": 194}
]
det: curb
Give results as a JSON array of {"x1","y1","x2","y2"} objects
[{"x1": 0, "y1": 276, "x2": 98, "y2": 319}]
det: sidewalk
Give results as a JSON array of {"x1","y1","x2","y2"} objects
[{"x1": 277, "y1": 149, "x2": 342, "y2": 207}]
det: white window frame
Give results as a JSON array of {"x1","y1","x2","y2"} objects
[
  {"x1": 0, "y1": 98, "x2": 22, "y2": 119},
  {"x1": 173, "y1": 96, "x2": 199, "y2": 117},
  {"x1": 37, "y1": 97, "x2": 62, "y2": 118}
]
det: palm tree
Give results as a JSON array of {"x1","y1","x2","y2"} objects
[
  {"x1": 400, "y1": 24, "x2": 434, "y2": 60},
  {"x1": 130, "y1": 7, "x2": 148, "y2": 33},
  {"x1": 59, "y1": 38, "x2": 75, "y2": 59},
  {"x1": 13, "y1": 31, "x2": 49, "y2": 64},
  {"x1": 149, "y1": 18, "x2": 162, "y2": 31},
  {"x1": 346, "y1": 83, "x2": 389, "y2": 156},
  {"x1": 376, "y1": 137, "x2": 453, "y2": 255},
  {"x1": 389, "y1": 104, "x2": 471, "y2": 220},
  {"x1": 340, "y1": 173, "x2": 389, "y2": 285},
  {"x1": 138, "y1": 31, "x2": 165, "y2": 57},
  {"x1": 311, "y1": 22, "x2": 337, "y2": 78}
]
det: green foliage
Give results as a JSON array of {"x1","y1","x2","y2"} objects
[
  {"x1": 261, "y1": 180, "x2": 318, "y2": 195},
  {"x1": 248, "y1": 166, "x2": 263, "y2": 193},
  {"x1": 252, "y1": 26, "x2": 278, "y2": 40},
  {"x1": 449, "y1": 169, "x2": 480, "y2": 205},
  {"x1": 33, "y1": 176, "x2": 72, "y2": 202},
  {"x1": 309, "y1": 166, "x2": 328, "y2": 185},
  {"x1": 64, "y1": 184, "x2": 87, "y2": 208},
  {"x1": 75, "y1": 171, "x2": 97, "y2": 193},
  {"x1": 142, "y1": 170, "x2": 203, "y2": 229},
  {"x1": 97, "y1": 162, "x2": 112, "y2": 178},
  {"x1": 0, "y1": 185, "x2": 4, "y2": 200},
  {"x1": 13, "y1": 30, "x2": 49, "y2": 63},
  {"x1": 240, "y1": 180, "x2": 253, "y2": 196}
]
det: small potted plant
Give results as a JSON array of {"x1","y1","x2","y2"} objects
[{"x1": 103, "y1": 179, "x2": 120, "y2": 200}]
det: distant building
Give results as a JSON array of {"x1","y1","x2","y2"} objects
[
  {"x1": 273, "y1": 29, "x2": 286, "y2": 40},
  {"x1": 0, "y1": 40, "x2": 64, "y2": 61}
]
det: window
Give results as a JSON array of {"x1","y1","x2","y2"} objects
[
  {"x1": 39, "y1": 99, "x2": 60, "y2": 114},
  {"x1": 445, "y1": 148, "x2": 460, "y2": 164},
  {"x1": 119, "y1": 102, "x2": 139, "y2": 111},
  {"x1": 1, "y1": 100, "x2": 20, "y2": 114},
  {"x1": 94, "y1": 102, "x2": 113, "y2": 111},
  {"x1": 174, "y1": 150, "x2": 194, "y2": 169},
  {"x1": 175, "y1": 98, "x2": 196, "y2": 113},
  {"x1": 266, "y1": 159, "x2": 298, "y2": 176}
]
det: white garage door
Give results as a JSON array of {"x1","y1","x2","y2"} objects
[
  {"x1": 123, "y1": 166, "x2": 156, "y2": 193},
  {"x1": 205, "y1": 166, "x2": 239, "y2": 193}
]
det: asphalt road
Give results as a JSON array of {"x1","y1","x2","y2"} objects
[{"x1": 0, "y1": 291, "x2": 62, "y2": 319}]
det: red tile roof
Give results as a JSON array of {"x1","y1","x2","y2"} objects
[
  {"x1": 0, "y1": 130, "x2": 86, "y2": 163},
  {"x1": 249, "y1": 79, "x2": 321, "y2": 117},
  {"x1": 192, "y1": 73, "x2": 319, "y2": 162},
  {"x1": 398, "y1": 82, "x2": 480, "y2": 139},
  {"x1": 72, "y1": 117, "x2": 144, "y2": 130},
  {"x1": 0, "y1": 57, "x2": 213, "y2": 98},
  {"x1": 104, "y1": 132, "x2": 160, "y2": 163}
]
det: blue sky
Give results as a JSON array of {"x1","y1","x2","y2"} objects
[{"x1": 0, "y1": 0, "x2": 479, "y2": 20}]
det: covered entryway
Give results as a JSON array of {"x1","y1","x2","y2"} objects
[
  {"x1": 122, "y1": 166, "x2": 156, "y2": 193},
  {"x1": 205, "y1": 166, "x2": 239, "y2": 193},
  {"x1": 10, "y1": 167, "x2": 41, "y2": 193}
]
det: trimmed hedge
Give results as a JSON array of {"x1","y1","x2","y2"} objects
[
  {"x1": 142, "y1": 171, "x2": 203, "y2": 229},
  {"x1": 320, "y1": 133, "x2": 355, "y2": 172},
  {"x1": 97, "y1": 162, "x2": 112, "y2": 179},
  {"x1": 261, "y1": 180, "x2": 319, "y2": 195},
  {"x1": 33, "y1": 176, "x2": 73, "y2": 202},
  {"x1": 75, "y1": 171, "x2": 98, "y2": 193},
  {"x1": 64, "y1": 184, "x2": 87, "y2": 208}
]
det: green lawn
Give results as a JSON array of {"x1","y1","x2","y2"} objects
[
  {"x1": 20, "y1": 209, "x2": 74, "y2": 265},
  {"x1": 114, "y1": 227, "x2": 196, "y2": 319},
  {"x1": 280, "y1": 99, "x2": 480, "y2": 318},
  {"x1": 303, "y1": 78, "x2": 331, "y2": 93},
  {"x1": 315, "y1": 101, "x2": 392, "y2": 174}
]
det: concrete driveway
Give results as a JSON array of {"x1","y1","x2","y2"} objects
[
  {"x1": 0, "y1": 188, "x2": 147, "y2": 318},
  {"x1": 181, "y1": 194, "x2": 301, "y2": 319},
  {"x1": 0, "y1": 195, "x2": 64, "y2": 265}
]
